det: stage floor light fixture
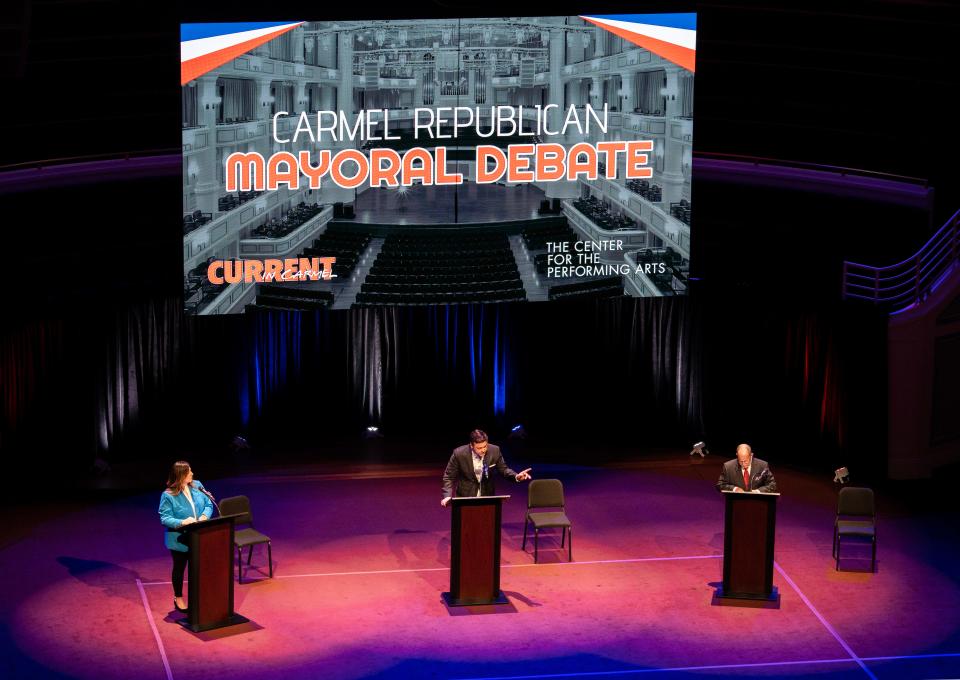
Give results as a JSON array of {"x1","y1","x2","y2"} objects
[{"x1": 364, "y1": 425, "x2": 384, "y2": 439}]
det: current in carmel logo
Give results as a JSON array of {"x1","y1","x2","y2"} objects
[{"x1": 207, "y1": 257, "x2": 336, "y2": 284}]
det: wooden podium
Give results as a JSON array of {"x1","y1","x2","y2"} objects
[
  {"x1": 178, "y1": 515, "x2": 249, "y2": 632},
  {"x1": 442, "y1": 495, "x2": 510, "y2": 606},
  {"x1": 718, "y1": 490, "x2": 780, "y2": 602}
]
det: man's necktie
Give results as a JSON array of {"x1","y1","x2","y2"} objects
[{"x1": 743, "y1": 468, "x2": 750, "y2": 491}]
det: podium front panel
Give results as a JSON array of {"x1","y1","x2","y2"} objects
[
  {"x1": 727, "y1": 499, "x2": 767, "y2": 593},
  {"x1": 447, "y1": 497, "x2": 506, "y2": 605},
  {"x1": 722, "y1": 493, "x2": 777, "y2": 599},
  {"x1": 457, "y1": 504, "x2": 497, "y2": 600},
  {"x1": 197, "y1": 522, "x2": 232, "y2": 625},
  {"x1": 185, "y1": 519, "x2": 236, "y2": 631}
]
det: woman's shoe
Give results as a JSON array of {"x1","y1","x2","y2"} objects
[{"x1": 174, "y1": 598, "x2": 188, "y2": 613}]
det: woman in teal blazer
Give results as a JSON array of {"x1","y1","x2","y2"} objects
[{"x1": 158, "y1": 460, "x2": 214, "y2": 612}]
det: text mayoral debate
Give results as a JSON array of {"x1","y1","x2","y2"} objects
[{"x1": 224, "y1": 104, "x2": 655, "y2": 192}]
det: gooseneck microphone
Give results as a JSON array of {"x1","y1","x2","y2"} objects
[{"x1": 191, "y1": 482, "x2": 221, "y2": 515}]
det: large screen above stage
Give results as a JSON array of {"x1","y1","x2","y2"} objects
[{"x1": 181, "y1": 14, "x2": 696, "y2": 314}]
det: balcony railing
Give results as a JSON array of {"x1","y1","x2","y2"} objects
[{"x1": 843, "y1": 208, "x2": 960, "y2": 311}]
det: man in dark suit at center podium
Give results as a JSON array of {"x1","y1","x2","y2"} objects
[
  {"x1": 441, "y1": 429, "x2": 532, "y2": 506},
  {"x1": 716, "y1": 443, "x2": 778, "y2": 493}
]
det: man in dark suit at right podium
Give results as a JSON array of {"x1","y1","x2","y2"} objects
[{"x1": 716, "y1": 443, "x2": 778, "y2": 493}]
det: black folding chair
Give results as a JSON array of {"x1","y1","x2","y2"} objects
[
  {"x1": 833, "y1": 487, "x2": 876, "y2": 572},
  {"x1": 522, "y1": 479, "x2": 573, "y2": 563},
  {"x1": 219, "y1": 495, "x2": 273, "y2": 583}
]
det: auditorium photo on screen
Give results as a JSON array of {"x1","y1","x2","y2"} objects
[{"x1": 181, "y1": 15, "x2": 696, "y2": 314}]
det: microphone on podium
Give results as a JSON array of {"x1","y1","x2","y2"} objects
[{"x1": 192, "y1": 483, "x2": 221, "y2": 515}]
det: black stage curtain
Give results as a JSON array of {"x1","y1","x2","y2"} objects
[
  {"x1": 698, "y1": 299, "x2": 887, "y2": 477},
  {"x1": 0, "y1": 319, "x2": 65, "y2": 450},
  {"x1": 96, "y1": 300, "x2": 188, "y2": 453},
  {"x1": 0, "y1": 296, "x2": 886, "y2": 477},
  {"x1": 178, "y1": 299, "x2": 704, "y2": 448}
]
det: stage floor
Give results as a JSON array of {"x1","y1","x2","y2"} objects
[{"x1": 2, "y1": 457, "x2": 959, "y2": 679}]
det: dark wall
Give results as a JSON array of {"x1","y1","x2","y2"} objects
[{"x1": 5, "y1": 0, "x2": 957, "y2": 207}]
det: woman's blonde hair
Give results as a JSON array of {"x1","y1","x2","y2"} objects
[{"x1": 165, "y1": 460, "x2": 192, "y2": 495}]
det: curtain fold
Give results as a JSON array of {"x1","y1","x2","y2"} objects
[
  {"x1": 422, "y1": 67, "x2": 435, "y2": 105},
  {"x1": 678, "y1": 72, "x2": 694, "y2": 118},
  {"x1": 0, "y1": 320, "x2": 64, "y2": 448},
  {"x1": 273, "y1": 83, "x2": 295, "y2": 115},
  {"x1": 268, "y1": 32, "x2": 294, "y2": 61},
  {"x1": 601, "y1": 29, "x2": 617, "y2": 56},
  {"x1": 96, "y1": 299, "x2": 185, "y2": 453},
  {"x1": 633, "y1": 71, "x2": 665, "y2": 115},
  {"x1": 220, "y1": 78, "x2": 257, "y2": 123},
  {"x1": 783, "y1": 313, "x2": 845, "y2": 448},
  {"x1": 181, "y1": 85, "x2": 198, "y2": 128},
  {"x1": 348, "y1": 306, "x2": 405, "y2": 424},
  {"x1": 602, "y1": 75, "x2": 622, "y2": 111},
  {"x1": 474, "y1": 69, "x2": 487, "y2": 104}
]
